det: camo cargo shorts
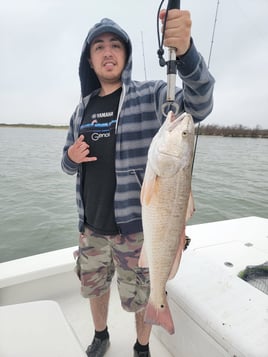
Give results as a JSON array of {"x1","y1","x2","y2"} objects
[{"x1": 75, "y1": 227, "x2": 150, "y2": 312}]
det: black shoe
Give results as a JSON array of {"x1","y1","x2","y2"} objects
[
  {"x1": 86, "y1": 337, "x2": 110, "y2": 357},
  {"x1": 133, "y1": 349, "x2": 151, "y2": 357}
]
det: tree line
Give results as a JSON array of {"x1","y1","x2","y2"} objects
[{"x1": 195, "y1": 124, "x2": 268, "y2": 138}]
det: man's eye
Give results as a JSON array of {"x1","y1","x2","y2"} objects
[{"x1": 95, "y1": 45, "x2": 103, "y2": 51}]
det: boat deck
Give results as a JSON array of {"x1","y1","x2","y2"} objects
[
  {"x1": 58, "y1": 278, "x2": 173, "y2": 356},
  {"x1": 1, "y1": 216, "x2": 268, "y2": 357},
  {"x1": 0, "y1": 271, "x2": 172, "y2": 356},
  {"x1": 0, "y1": 246, "x2": 172, "y2": 356}
]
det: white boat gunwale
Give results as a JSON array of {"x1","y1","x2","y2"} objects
[{"x1": 1, "y1": 216, "x2": 267, "y2": 357}]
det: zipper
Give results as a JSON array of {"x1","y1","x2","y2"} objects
[{"x1": 115, "y1": 83, "x2": 126, "y2": 132}]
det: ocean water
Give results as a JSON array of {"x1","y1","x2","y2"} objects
[{"x1": 0, "y1": 127, "x2": 267, "y2": 263}]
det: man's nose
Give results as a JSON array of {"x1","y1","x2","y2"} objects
[{"x1": 103, "y1": 45, "x2": 113, "y2": 57}]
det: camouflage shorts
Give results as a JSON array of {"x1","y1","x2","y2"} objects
[{"x1": 75, "y1": 227, "x2": 150, "y2": 312}]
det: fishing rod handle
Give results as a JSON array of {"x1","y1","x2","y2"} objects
[
  {"x1": 166, "y1": 47, "x2": 177, "y2": 100},
  {"x1": 161, "y1": 0, "x2": 181, "y2": 115},
  {"x1": 167, "y1": 0, "x2": 180, "y2": 10},
  {"x1": 164, "y1": 47, "x2": 179, "y2": 116},
  {"x1": 166, "y1": 0, "x2": 181, "y2": 85}
]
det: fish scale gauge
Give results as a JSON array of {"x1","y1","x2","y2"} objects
[{"x1": 140, "y1": 111, "x2": 195, "y2": 335}]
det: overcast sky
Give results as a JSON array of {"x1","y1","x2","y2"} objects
[{"x1": 1, "y1": 0, "x2": 267, "y2": 128}]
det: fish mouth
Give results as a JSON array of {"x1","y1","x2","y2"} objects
[{"x1": 167, "y1": 112, "x2": 194, "y2": 133}]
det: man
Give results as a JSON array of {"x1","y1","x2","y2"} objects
[{"x1": 61, "y1": 8, "x2": 214, "y2": 357}]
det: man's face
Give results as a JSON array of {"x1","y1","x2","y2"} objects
[{"x1": 89, "y1": 33, "x2": 127, "y2": 85}]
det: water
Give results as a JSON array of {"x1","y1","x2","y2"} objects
[
  {"x1": 0, "y1": 127, "x2": 77, "y2": 263},
  {"x1": 0, "y1": 127, "x2": 267, "y2": 263}
]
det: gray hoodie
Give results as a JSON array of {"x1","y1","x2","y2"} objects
[{"x1": 61, "y1": 18, "x2": 215, "y2": 234}]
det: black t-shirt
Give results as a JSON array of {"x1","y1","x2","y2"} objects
[{"x1": 80, "y1": 88, "x2": 121, "y2": 235}]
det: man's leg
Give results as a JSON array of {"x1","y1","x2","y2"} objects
[
  {"x1": 135, "y1": 308, "x2": 152, "y2": 345},
  {"x1": 86, "y1": 289, "x2": 111, "y2": 356},
  {"x1": 134, "y1": 309, "x2": 152, "y2": 356},
  {"x1": 111, "y1": 232, "x2": 151, "y2": 356},
  {"x1": 77, "y1": 229, "x2": 114, "y2": 357},
  {"x1": 90, "y1": 289, "x2": 110, "y2": 331}
]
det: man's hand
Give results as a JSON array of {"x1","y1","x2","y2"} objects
[
  {"x1": 160, "y1": 9, "x2": 192, "y2": 57},
  {"x1": 67, "y1": 135, "x2": 97, "y2": 163}
]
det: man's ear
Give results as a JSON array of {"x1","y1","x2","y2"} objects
[{"x1": 88, "y1": 59, "x2": 93, "y2": 68}]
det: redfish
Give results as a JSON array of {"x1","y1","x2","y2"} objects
[{"x1": 139, "y1": 111, "x2": 195, "y2": 334}]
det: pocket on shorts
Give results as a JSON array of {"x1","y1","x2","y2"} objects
[
  {"x1": 118, "y1": 266, "x2": 150, "y2": 312},
  {"x1": 136, "y1": 267, "x2": 150, "y2": 286},
  {"x1": 135, "y1": 266, "x2": 150, "y2": 305}
]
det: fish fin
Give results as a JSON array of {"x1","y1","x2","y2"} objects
[
  {"x1": 144, "y1": 298, "x2": 175, "y2": 335},
  {"x1": 186, "y1": 190, "x2": 195, "y2": 221},
  {"x1": 168, "y1": 228, "x2": 186, "y2": 280},
  {"x1": 138, "y1": 244, "x2": 148, "y2": 268},
  {"x1": 140, "y1": 165, "x2": 158, "y2": 205}
]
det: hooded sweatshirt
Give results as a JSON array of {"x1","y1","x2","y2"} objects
[{"x1": 61, "y1": 18, "x2": 215, "y2": 234}]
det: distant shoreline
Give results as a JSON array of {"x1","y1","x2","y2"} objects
[
  {"x1": 0, "y1": 123, "x2": 68, "y2": 130},
  {"x1": 0, "y1": 122, "x2": 267, "y2": 138}
]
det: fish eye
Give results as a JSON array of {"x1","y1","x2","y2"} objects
[{"x1": 182, "y1": 130, "x2": 188, "y2": 137}]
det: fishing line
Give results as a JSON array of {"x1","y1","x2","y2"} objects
[
  {"x1": 157, "y1": 0, "x2": 168, "y2": 67},
  {"x1": 157, "y1": 0, "x2": 180, "y2": 67}
]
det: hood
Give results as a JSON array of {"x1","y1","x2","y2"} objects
[{"x1": 78, "y1": 18, "x2": 132, "y2": 98}]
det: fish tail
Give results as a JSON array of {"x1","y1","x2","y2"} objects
[{"x1": 144, "y1": 299, "x2": 175, "y2": 335}]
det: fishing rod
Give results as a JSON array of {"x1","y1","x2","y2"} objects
[
  {"x1": 207, "y1": 0, "x2": 220, "y2": 69},
  {"x1": 157, "y1": 0, "x2": 220, "y2": 173},
  {"x1": 191, "y1": 0, "x2": 220, "y2": 174},
  {"x1": 157, "y1": 0, "x2": 181, "y2": 116},
  {"x1": 141, "y1": 31, "x2": 148, "y2": 81}
]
